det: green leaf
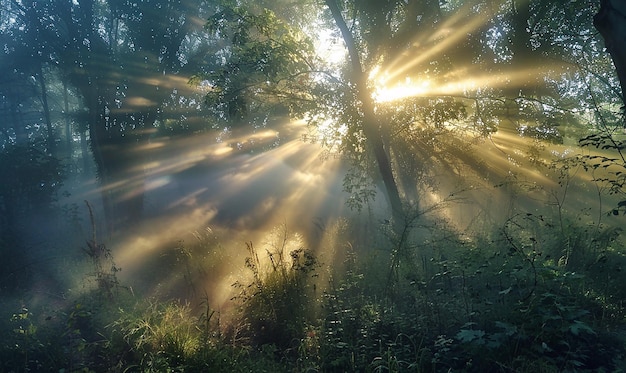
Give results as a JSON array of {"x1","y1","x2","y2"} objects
[
  {"x1": 494, "y1": 321, "x2": 517, "y2": 336},
  {"x1": 456, "y1": 329, "x2": 485, "y2": 343},
  {"x1": 569, "y1": 320, "x2": 595, "y2": 336}
]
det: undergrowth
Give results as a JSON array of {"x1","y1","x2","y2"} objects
[{"x1": 1, "y1": 210, "x2": 625, "y2": 372}]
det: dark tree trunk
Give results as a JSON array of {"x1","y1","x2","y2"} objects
[
  {"x1": 63, "y1": 79, "x2": 72, "y2": 154},
  {"x1": 594, "y1": 0, "x2": 626, "y2": 109},
  {"x1": 55, "y1": 0, "x2": 151, "y2": 237},
  {"x1": 325, "y1": 0, "x2": 405, "y2": 224},
  {"x1": 9, "y1": 84, "x2": 28, "y2": 145},
  {"x1": 35, "y1": 67, "x2": 55, "y2": 156},
  {"x1": 80, "y1": 127, "x2": 90, "y2": 173},
  {"x1": 96, "y1": 135, "x2": 147, "y2": 234},
  {"x1": 86, "y1": 95, "x2": 115, "y2": 234},
  {"x1": 86, "y1": 101, "x2": 149, "y2": 236}
]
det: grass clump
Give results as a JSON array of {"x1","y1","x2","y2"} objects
[{"x1": 231, "y1": 226, "x2": 320, "y2": 352}]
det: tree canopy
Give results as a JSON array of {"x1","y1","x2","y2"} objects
[
  {"x1": 1, "y1": 0, "x2": 625, "y2": 231},
  {"x1": 195, "y1": 0, "x2": 625, "y2": 224}
]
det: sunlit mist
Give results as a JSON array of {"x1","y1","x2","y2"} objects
[
  {"x1": 371, "y1": 64, "x2": 566, "y2": 103},
  {"x1": 80, "y1": 118, "x2": 353, "y2": 307},
  {"x1": 6, "y1": 0, "x2": 626, "y2": 369}
]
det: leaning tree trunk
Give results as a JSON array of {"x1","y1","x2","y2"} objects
[
  {"x1": 325, "y1": 0, "x2": 405, "y2": 225},
  {"x1": 595, "y1": 0, "x2": 626, "y2": 110}
]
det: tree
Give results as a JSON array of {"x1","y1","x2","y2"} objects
[
  {"x1": 0, "y1": 1, "x2": 52, "y2": 150},
  {"x1": 4, "y1": 0, "x2": 223, "y2": 234},
  {"x1": 324, "y1": 0, "x2": 404, "y2": 222},
  {"x1": 192, "y1": 2, "x2": 317, "y2": 121},
  {"x1": 594, "y1": 0, "x2": 626, "y2": 111},
  {"x1": 197, "y1": 0, "x2": 623, "y2": 229},
  {"x1": 580, "y1": 0, "x2": 626, "y2": 215},
  {"x1": 196, "y1": 0, "x2": 408, "y2": 223}
]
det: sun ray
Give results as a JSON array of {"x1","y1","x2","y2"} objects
[
  {"x1": 88, "y1": 117, "x2": 353, "y2": 304},
  {"x1": 372, "y1": 62, "x2": 567, "y2": 103},
  {"x1": 375, "y1": 5, "x2": 492, "y2": 85}
]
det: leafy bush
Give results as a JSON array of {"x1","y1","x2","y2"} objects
[{"x1": 309, "y1": 212, "x2": 626, "y2": 372}]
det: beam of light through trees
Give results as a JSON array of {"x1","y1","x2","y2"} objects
[
  {"x1": 71, "y1": 118, "x2": 349, "y2": 304},
  {"x1": 4, "y1": 1, "x2": 626, "y2": 349}
]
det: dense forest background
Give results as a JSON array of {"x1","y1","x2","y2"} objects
[{"x1": 1, "y1": 0, "x2": 626, "y2": 371}]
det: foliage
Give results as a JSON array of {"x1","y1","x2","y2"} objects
[
  {"x1": 0, "y1": 295, "x2": 124, "y2": 372},
  {"x1": 342, "y1": 152, "x2": 378, "y2": 211},
  {"x1": 231, "y1": 227, "x2": 320, "y2": 350},
  {"x1": 188, "y1": 0, "x2": 624, "y2": 220},
  {"x1": 289, "y1": 206, "x2": 626, "y2": 372},
  {"x1": 191, "y1": 2, "x2": 317, "y2": 122},
  {"x1": 579, "y1": 132, "x2": 626, "y2": 215},
  {"x1": 111, "y1": 301, "x2": 205, "y2": 370},
  {"x1": 1, "y1": 207, "x2": 626, "y2": 371},
  {"x1": 428, "y1": 213, "x2": 626, "y2": 371},
  {"x1": 0, "y1": 144, "x2": 64, "y2": 214}
]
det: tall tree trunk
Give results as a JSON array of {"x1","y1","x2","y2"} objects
[
  {"x1": 80, "y1": 127, "x2": 90, "y2": 173},
  {"x1": 87, "y1": 103, "x2": 148, "y2": 236},
  {"x1": 63, "y1": 79, "x2": 72, "y2": 154},
  {"x1": 86, "y1": 94, "x2": 115, "y2": 235},
  {"x1": 594, "y1": 0, "x2": 626, "y2": 111},
  {"x1": 36, "y1": 67, "x2": 55, "y2": 156},
  {"x1": 325, "y1": 0, "x2": 405, "y2": 223},
  {"x1": 9, "y1": 84, "x2": 27, "y2": 145}
]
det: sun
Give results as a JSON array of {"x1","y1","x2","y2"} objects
[{"x1": 372, "y1": 76, "x2": 432, "y2": 103}]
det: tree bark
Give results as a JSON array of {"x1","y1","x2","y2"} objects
[
  {"x1": 325, "y1": 0, "x2": 405, "y2": 223},
  {"x1": 594, "y1": 0, "x2": 626, "y2": 110}
]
